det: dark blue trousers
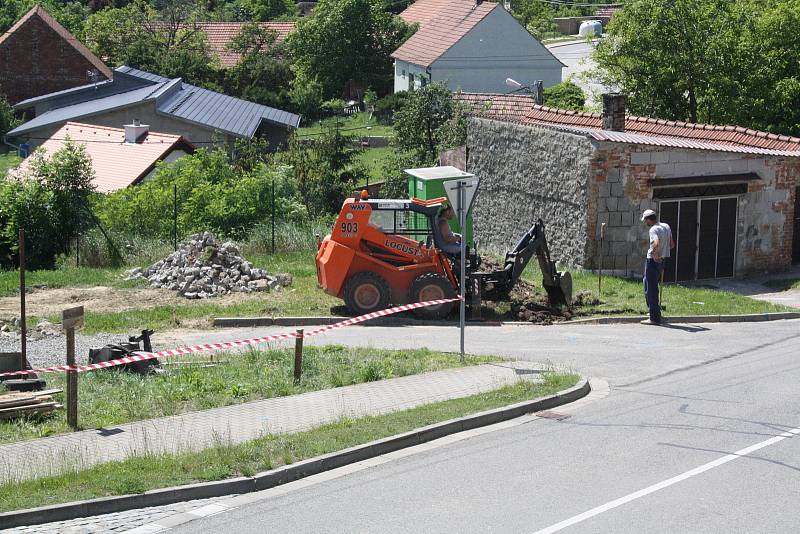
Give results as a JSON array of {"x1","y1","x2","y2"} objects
[{"x1": 643, "y1": 258, "x2": 664, "y2": 323}]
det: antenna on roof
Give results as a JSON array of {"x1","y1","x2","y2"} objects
[{"x1": 87, "y1": 69, "x2": 101, "y2": 91}]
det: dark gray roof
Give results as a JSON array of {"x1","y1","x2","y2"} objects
[
  {"x1": 8, "y1": 83, "x2": 169, "y2": 136},
  {"x1": 9, "y1": 66, "x2": 300, "y2": 138}
]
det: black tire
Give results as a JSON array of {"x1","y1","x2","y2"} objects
[
  {"x1": 343, "y1": 272, "x2": 391, "y2": 315},
  {"x1": 408, "y1": 273, "x2": 456, "y2": 319}
]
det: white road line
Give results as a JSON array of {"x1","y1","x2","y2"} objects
[{"x1": 533, "y1": 426, "x2": 800, "y2": 534}]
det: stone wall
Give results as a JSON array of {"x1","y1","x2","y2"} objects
[
  {"x1": 466, "y1": 118, "x2": 594, "y2": 267},
  {"x1": 589, "y1": 143, "x2": 799, "y2": 277}
]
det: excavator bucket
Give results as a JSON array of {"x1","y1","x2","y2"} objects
[{"x1": 545, "y1": 271, "x2": 573, "y2": 308}]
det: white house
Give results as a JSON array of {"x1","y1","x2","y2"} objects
[{"x1": 392, "y1": 0, "x2": 564, "y2": 93}]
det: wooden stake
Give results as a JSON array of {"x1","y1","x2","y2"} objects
[
  {"x1": 19, "y1": 229, "x2": 25, "y2": 374},
  {"x1": 293, "y1": 329, "x2": 304, "y2": 382},
  {"x1": 66, "y1": 326, "x2": 77, "y2": 429}
]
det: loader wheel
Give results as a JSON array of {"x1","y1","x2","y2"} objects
[
  {"x1": 344, "y1": 272, "x2": 391, "y2": 315},
  {"x1": 408, "y1": 273, "x2": 456, "y2": 319}
]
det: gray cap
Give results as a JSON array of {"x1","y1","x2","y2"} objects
[{"x1": 641, "y1": 209, "x2": 657, "y2": 221}]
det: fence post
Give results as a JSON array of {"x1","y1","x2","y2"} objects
[
  {"x1": 271, "y1": 178, "x2": 276, "y2": 254},
  {"x1": 19, "y1": 229, "x2": 26, "y2": 374},
  {"x1": 62, "y1": 306, "x2": 84, "y2": 430},
  {"x1": 173, "y1": 183, "x2": 178, "y2": 251},
  {"x1": 293, "y1": 329, "x2": 303, "y2": 382}
]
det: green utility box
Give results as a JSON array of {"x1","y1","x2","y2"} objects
[{"x1": 405, "y1": 166, "x2": 475, "y2": 247}]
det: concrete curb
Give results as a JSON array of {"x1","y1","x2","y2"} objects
[
  {"x1": 564, "y1": 311, "x2": 800, "y2": 325},
  {"x1": 213, "y1": 312, "x2": 800, "y2": 329},
  {"x1": 213, "y1": 316, "x2": 503, "y2": 328},
  {"x1": 0, "y1": 379, "x2": 590, "y2": 529}
]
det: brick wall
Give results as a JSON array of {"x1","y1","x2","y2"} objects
[
  {"x1": 590, "y1": 144, "x2": 799, "y2": 277},
  {"x1": 0, "y1": 14, "x2": 108, "y2": 105}
]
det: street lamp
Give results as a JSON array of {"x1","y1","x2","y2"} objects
[
  {"x1": 504, "y1": 78, "x2": 543, "y2": 105},
  {"x1": 505, "y1": 77, "x2": 524, "y2": 91}
]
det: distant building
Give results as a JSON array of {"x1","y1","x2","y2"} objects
[
  {"x1": 7, "y1": 66, "x2": 301, "y2": 149},
  {"x1": 12, "y1": 121, "x2": 194, "y2": 193},
  {"x1": 392, "y1": 1, "x2": 563, "y2": 93},
  {"x1": 0, "y1": 5, "x2": 112, "y2": 105},
  {"x1": 148, "y1": 22, "x2": 295, "y2": 68}
]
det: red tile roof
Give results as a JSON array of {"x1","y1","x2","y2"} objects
[
  {"x1": 398, "y1": 0, "x2": 458, "y2": 26},
  {"x1": 194, "y1": 22, "x2": 295, "y2": 68},
  {"x1": 13, "y1": 122, "x2": 193, "y2": 192},
  {"x1": 0, "y1": 6, "x2": 112, "y2": 79},
  {"x1": 454, "y1": 92, "x2": 537, "y2": 122},
  {"x1": 594, "y1": 4, "x2": 623, "y2": 18},
  {"x1": 392, "y1": 1, "x2": 498, "y2": 67},
  {"x1": 520, "y1": 106, "x2": 800, "y2": 153}
]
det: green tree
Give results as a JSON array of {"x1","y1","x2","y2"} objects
[
  {"x1": 393, "y1": 82, "x2": 461, "y2": 164},
  {"x1": 0, "y1": 138, "x2": 96, "y2": 269},
  {"x1": 0, "y1": 94, "x2": 20, "y2": 139},
  {"x1": 544, "y1": 81, "x2": 586, "y2": 111},
  {"x1": 510, "y1": 0, "x2": 557, "y2": 39},
  {"x1": 0, "y1": 0, "x2": 90, "y2": 37},
  {"x1": 222, "y1": 0, "x2": 297, "y2": 21},
  {"x1": 85, "y1": 0, "x2": 219, "y2": 88},
  {"x1": 287, "y1": 0, "x2": 413, "y2": 99},
  {"x1": 223, "y1": 23, "x2": 294, "y2": 109}
]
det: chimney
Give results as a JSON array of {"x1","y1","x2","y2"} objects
[
  {"x1": 124, "y1": 119, "x2": 149, "y2": 144},
  {"x1": 533, "y1": 80, "x2": 544, "y2": 106},
  {"x1": 602, "y1": 93, "x2": 626, "y2": 132}
]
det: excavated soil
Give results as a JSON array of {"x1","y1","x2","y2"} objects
[{"x1": 478, "y1": 257, "x2": 601, "y2": 324}]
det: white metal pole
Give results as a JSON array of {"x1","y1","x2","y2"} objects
[{"x1": 459, "y1": 181, "x2": 466, "y2": 363}]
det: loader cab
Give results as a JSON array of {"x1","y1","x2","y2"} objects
[{"x1": 361, "y1": 198, "x2": 456, "y2": 255}]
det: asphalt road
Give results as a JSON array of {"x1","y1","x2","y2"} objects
[{"x1": 168, "y1": 319, "x2": 800, "y2": 533}]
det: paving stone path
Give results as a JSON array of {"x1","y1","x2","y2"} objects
[{"x1": 0, "y1": 362, "x2": 541, "y2": 484}]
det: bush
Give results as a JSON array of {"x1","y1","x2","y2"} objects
[
  {"x1": 544, "y1": 81, "x2": 586, "y2": 112},
  {"x1": 0, "y1": 139, "x2": 95, "y2": 269},
  {"x1": 0, "y1": 94, "x2": 19, "y2": 139},
  {"x1": 94, "y1": 148, "x2": 307, "y2": 242}
]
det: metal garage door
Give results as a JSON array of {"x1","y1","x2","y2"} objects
[{"x1": 659, "y1": 197, "x2": 737, "y2": 282}]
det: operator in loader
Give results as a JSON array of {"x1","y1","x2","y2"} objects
[
  {"x1": 641, "y1": 209, "x2": 674, "y2": 326},
  {"x1": 437, "y1": 204, "x2": 462, "y2": 256}
]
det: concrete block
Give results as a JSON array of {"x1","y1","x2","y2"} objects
[
  {"x1": 605, "y1": 197, "x2": 619, "y2": 211},
  {"x1": 711, "y1": 159, "x2": 749, "y2": 174},
  {"x1": 611, "y1": 241, "x2": 629, "y2": 256},
  {"x1": 610, "y1": 183, "x2": 624, "y2": 197},
  {"x1": 667, "y1": 151, "x2": 689, "y2": 163},
  {"x1": 650, "y1": 151, "x2": 670, "y2": 164},
  {"x1": 620, "y1": 211, "x2": 634, "y2": 226},
  {"x1": 673, "y1": 162, "x2": 711, "y2": 177},
  {"x1": 607, "y1": 168, "x2": 622, "y2": 183},
  {"x1": 654, "y1": 163, "x2": 675, "y2": 177},
  {"x1": 609, "y1": 212, "x2": 622, "y2": 226},
  {"x1": 630, "y1": 152, "x2": 651, "y2": 165},
  {"x1": 598, "y1": 183, "x2": 611, "y2": 197}
]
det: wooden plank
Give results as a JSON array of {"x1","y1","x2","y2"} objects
[
  {"x1": 0, "y1": 397, "x2": 44, "y2": 409},
  {"x1": 31, "y1": 388, "x2": 63, "y2": 397},
  {"x1": 0, "y1": 402, "x2": 58, "y2": 420},
  {"x1": 62, "y1": 306, "x2": 85, "y2": 330}
]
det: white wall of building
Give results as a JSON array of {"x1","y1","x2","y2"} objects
[{"x1": 393, "y1": 59, "x2": 431, "y2": 93}]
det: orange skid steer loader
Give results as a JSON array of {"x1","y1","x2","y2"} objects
[{"x1": 315, "y1": 194, "x2": 572, "y2": 318}]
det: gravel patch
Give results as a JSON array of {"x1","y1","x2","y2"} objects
[{"x1": 0, "y1": 331, "x2": 170, "y2": 368}]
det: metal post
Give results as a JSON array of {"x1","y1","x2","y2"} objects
[
  {"x1": 173, "y1": 183, "x2": 178, "y2": 251},
  {"x1": 66, "y1": 326, "x2": 77, "y2": 429},
  {"x1": 76, "y1": 232, "x2": 79, "y2": 267},
  {"x1": 271, "y1": 179, "x2": 276, "y2": 254},
  {"x1": 293, "y1": 329, "x2": 304, "y2": 382},
  {"x1": 598, "y1": 223, "x2": 606, "y2": 296},
  {"x1": 458, "y1": 181, "x2": 466, "y2": 364},
  {"x1": 18, "y1": 229, "x2": 25, "y2": 373}
]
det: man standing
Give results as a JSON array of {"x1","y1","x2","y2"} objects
[{"x1": 641, "y1": 209, "x2": 673, "y2": 325}]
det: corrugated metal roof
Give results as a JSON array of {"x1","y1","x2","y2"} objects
[
  {"x1": 7, "y1": 83, "x2": 168, "y2": 136},
  {"x1": 12, "y1": 122, "x2": 191, "y2": 192},
  {"x1": 9, "y1": 66, "x2": 301, "y2": 138}
]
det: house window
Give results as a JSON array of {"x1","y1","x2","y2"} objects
[
  {"x1": 402, "y1": 69, "x2": 406, "y2": 78},
  {"x1": 409, "y1": 74, "x2": 415, "y2": 86}
]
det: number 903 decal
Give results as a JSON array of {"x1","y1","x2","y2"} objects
[{"x1": 341, "y1": 222, "x2": 358, "y2": 235}]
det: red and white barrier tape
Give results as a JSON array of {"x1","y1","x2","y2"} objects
[{"x1": 0, "y1": 296, "x2": 461, "y2": 377}]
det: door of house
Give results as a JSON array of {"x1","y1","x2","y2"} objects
[
  {"x1": 793, "y1": 186, "x2": 800, "y2": 263},
  {"x1": 659, "y1": 197, "x2": 737, "y2": 282}
]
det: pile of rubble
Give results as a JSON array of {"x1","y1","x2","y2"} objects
[
  {"x1": 0, "y1": 318, "x2": 61, "y2": 340},
  {"x1": 126, "y1": 233, "x2": 292, "y2": 299}
]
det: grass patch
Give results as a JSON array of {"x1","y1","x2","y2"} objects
[
  {"x1": 296, "y1": 112, "x2": 395, "y2": 138},
  {"x1": 0, "y1": 267, "x2": 144, "y2": 297},
  {"x1": 0, "y1": 372, "x2": 578, "y2": 512},
  {"x1": 0, "y1": 152, "x2": 20, "y2": 176},
  {"x1": 763, "y1": 278, "x2": 800, "y2": 291},
  {"x1": 520, "y1": 262, "x2": 791, "y2": 316},
  {"x1": 0, "y1": 346, "x2": 500, "y2": 444},
  {"x1": 356, "y1": 145, "x2": 396, "y2": 184}
]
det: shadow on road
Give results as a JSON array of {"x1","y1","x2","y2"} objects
[{"x1": 660, "y1": 323, "x2": 710, "y2": 333}]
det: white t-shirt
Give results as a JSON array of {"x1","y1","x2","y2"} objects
[{"x1": 647, "y1": 222, "x2": 672, "y2": 259}]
